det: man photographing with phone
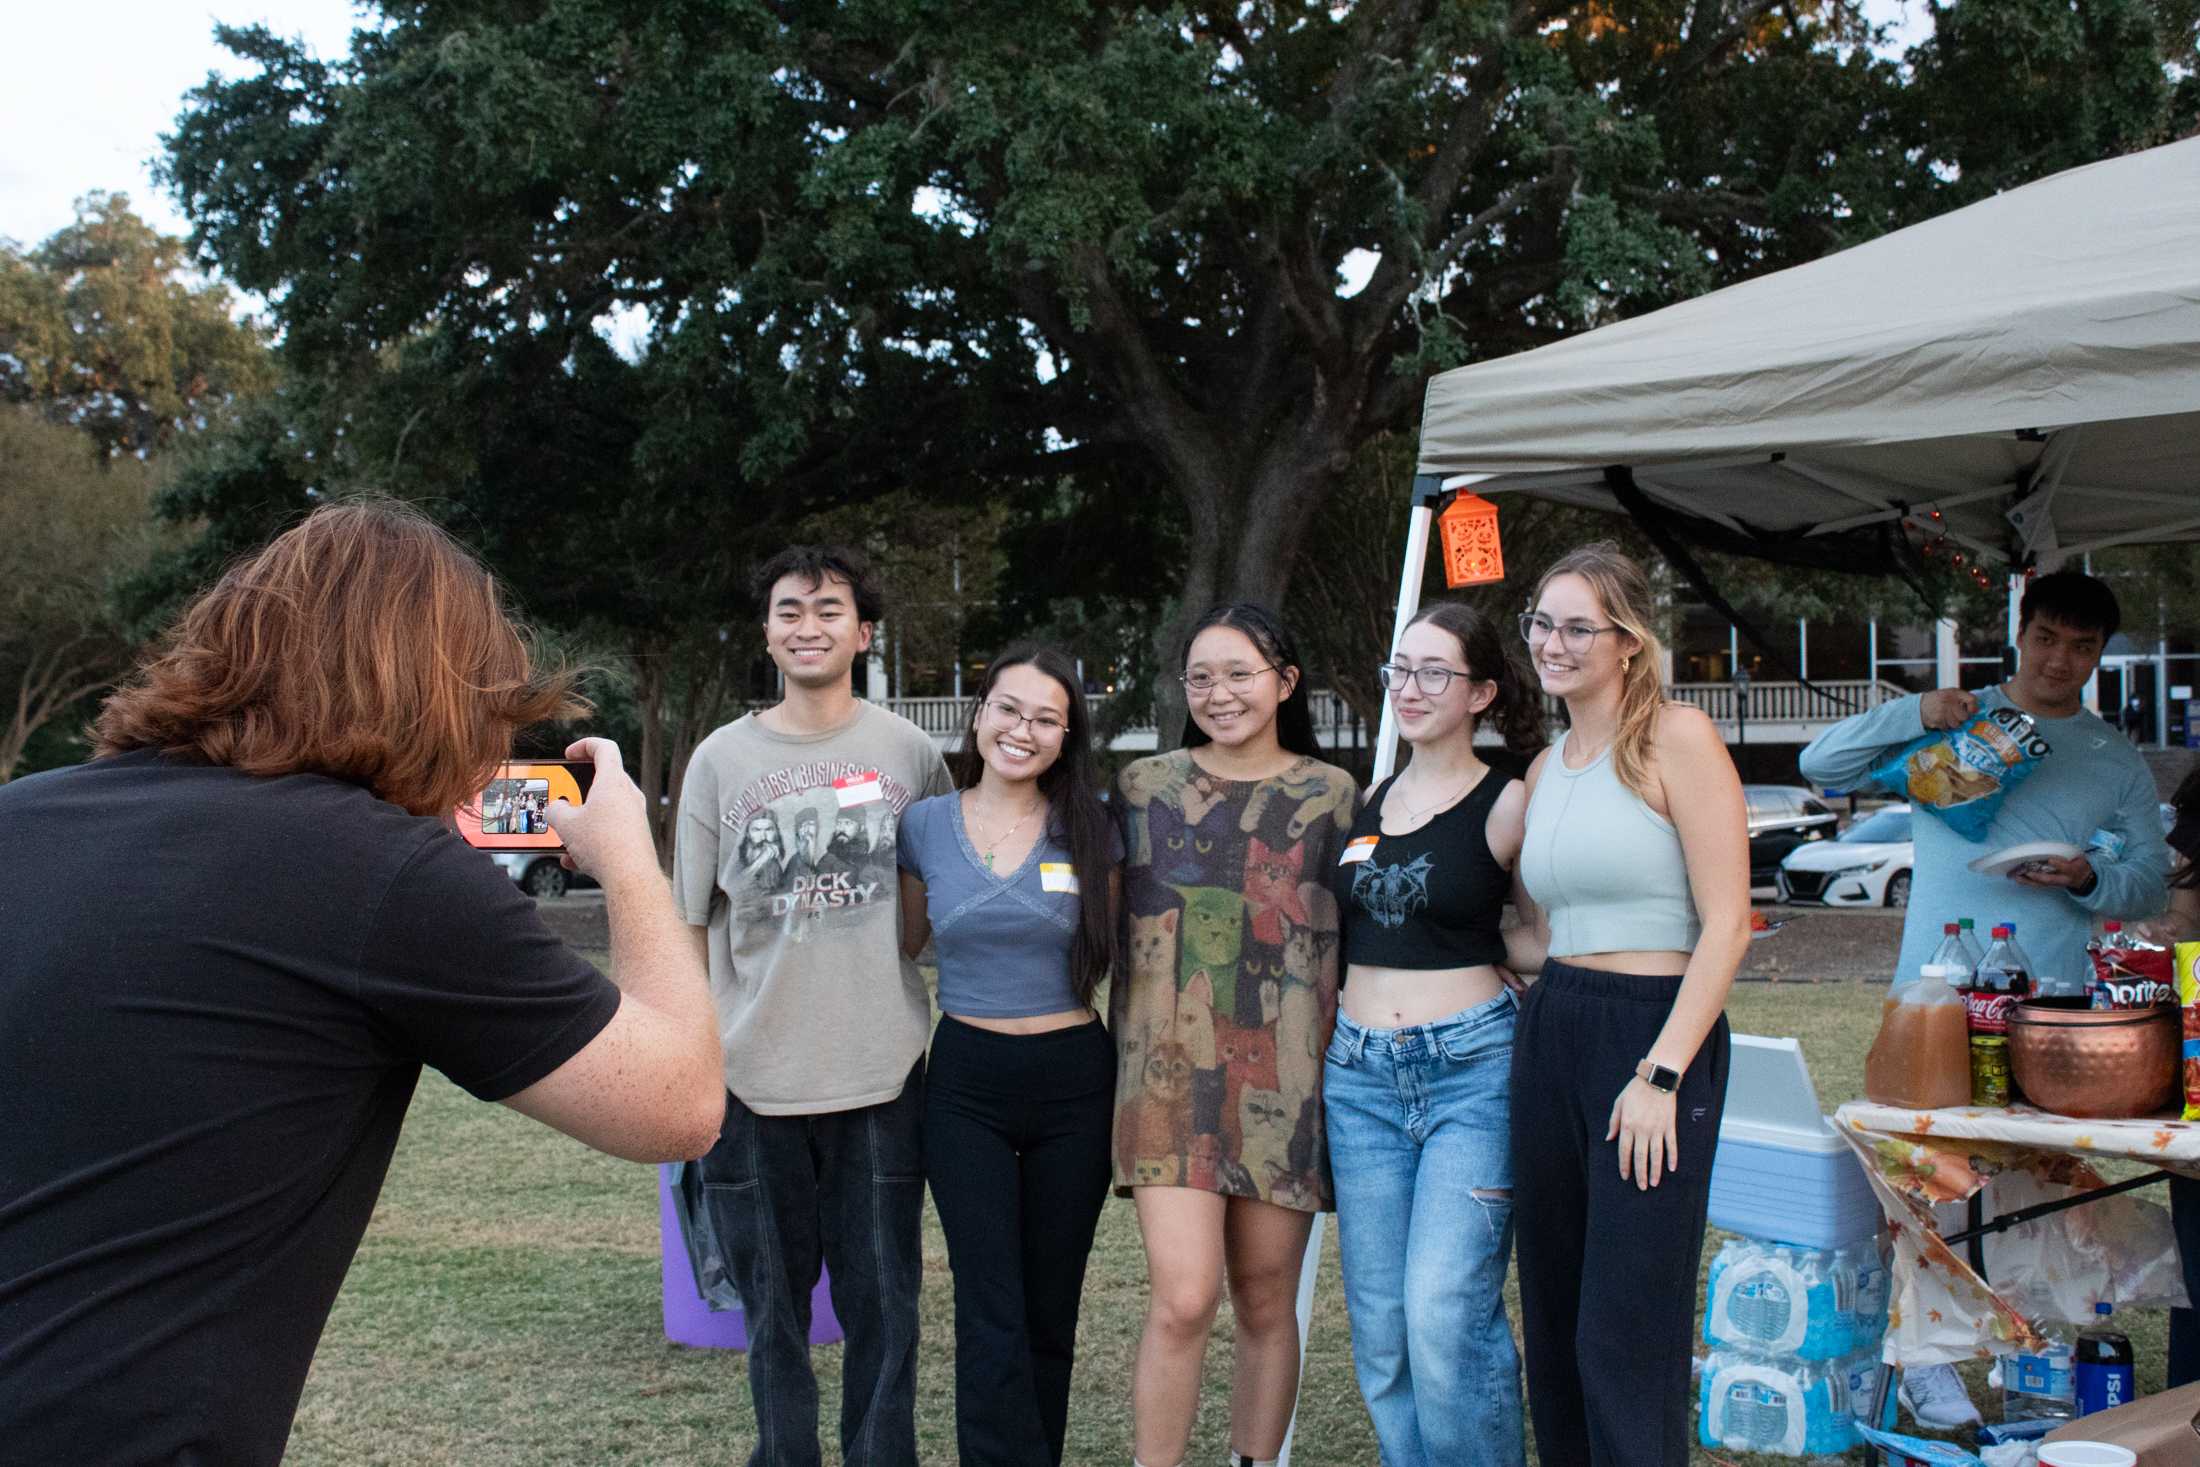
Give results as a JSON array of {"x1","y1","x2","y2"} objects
[{"x1": 0, "y1": 500, "x2": 724, "y2": 1465}]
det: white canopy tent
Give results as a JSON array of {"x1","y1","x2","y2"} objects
[
  {"x1": 1280, "y1": 139, "x2": 2199, "y2": 1463},
  {"x1": 1380, "y1": 134, "x2": 2200, "y2": 778}
]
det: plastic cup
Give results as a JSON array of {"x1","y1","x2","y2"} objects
[{"x1": 2038, "y1": 1445, "x2": 2139, "y2": 1467}]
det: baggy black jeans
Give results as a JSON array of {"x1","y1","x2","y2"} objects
[
  {"x1": 1511, "y1": 961, "x2": 1730, "y2": 1467},
  {"x1": 2171, "y1": 1175, "x2": 2200, "y2": 1386},
  {"x1": 922, "y1": 1015, "x2": 1114, "y2": 1466},
  {"x1": 700, "y1": 1058, "x2": 925, "y2": 1467}
]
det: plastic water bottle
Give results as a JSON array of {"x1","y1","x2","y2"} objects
[
  {"x1": 2076, "y1": 1302, "x2": 2135, "y2": 1415},
  {"x1": 2003, "y1": 1328, "x2": 2077, "y2": 1422},
  {"x1": 1929, "y1": 922, "x2": 1978, "y2": 991}
]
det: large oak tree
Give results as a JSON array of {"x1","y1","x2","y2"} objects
[{"x1": 156, "y1": 0, "x2": 2194, "y2": 724}]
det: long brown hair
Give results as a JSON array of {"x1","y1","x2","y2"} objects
[
  {"x1": 1533, "y1": 542, "x2": 1666, "y2": 803},
  {"x1": 950, "y1": 643, "x2": 1117, "y2": 1006},
  {"x1": 1405, "y1": 601, "x2": 1547, "y2": 758},
  {"x1": 95, "y1": 498, "x2": 583, "y2": 816}
]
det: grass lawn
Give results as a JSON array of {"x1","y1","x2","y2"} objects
[{"x1": 284, "y1": 971, "x2": 2175, "y2": 1464}]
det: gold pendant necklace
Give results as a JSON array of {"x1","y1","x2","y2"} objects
[{"x1": 977, "y1": 801, "x2": 1039, "y2": 869}]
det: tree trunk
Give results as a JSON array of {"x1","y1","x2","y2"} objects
[
  {"x1": 632, "y1": 633, "x2": 742, "y2": 869},
  {"x1": 1147, "y1": 450, "x2": 1348, "y2": 748},
  {"x1": 1, "y1": 643, "x2": 120, "y2": 784},
  {"x1": 634, "y1": 648, "x2": 672, "y2": 869}
]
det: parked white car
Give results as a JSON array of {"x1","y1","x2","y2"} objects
[
  {"x1": 1777, "y1": 805, "x2": 1914, "y2": 908},
  {"x1": 489, "y1": 851, "x2": 592, "y2": 899}
]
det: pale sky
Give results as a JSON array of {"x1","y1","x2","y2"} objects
[
  {"x1": 1, "y1": 0, "x2": 1935, "y2": 261},
  {"x1": 1, "y1": 2, "x2": 368, "y2": 248}
]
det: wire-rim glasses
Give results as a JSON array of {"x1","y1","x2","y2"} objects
[
  {"x1": 1518, "y1": 612, "x2": 1621, "y2": 655},
  {"x1": 981, "y1": 698, "x2": 1069, "y2": 742},
  {"x1": 1179, "y1": 665, "x2": 1277, "y2": 697},
  {"x1": 1376, "y1": 663, "x2": 1475, "y2": 696}
]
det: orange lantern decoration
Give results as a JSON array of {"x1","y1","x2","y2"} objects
[{"x1": 1438, "y1": 491, "x2": 1505, "y2": 588}]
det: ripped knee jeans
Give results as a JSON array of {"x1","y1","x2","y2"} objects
[{"x1": 1323, "y1": 992, "x2": 1525, "y2": 1467}]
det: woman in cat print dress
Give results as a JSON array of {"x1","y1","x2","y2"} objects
[{"x1": 1110, "y1": 603, "x2": 1355, "y2": 1467}]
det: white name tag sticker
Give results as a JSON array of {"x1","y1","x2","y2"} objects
[
  {"x1": 1337, "y1": 835, "x2": 1379, "y2": 865},
  {"x1": 1039, "y1": 862, "x2": 1080, "y2": 894},
  {"x1": 834, "y1": 771, "x2": 883, "y2": 807}
]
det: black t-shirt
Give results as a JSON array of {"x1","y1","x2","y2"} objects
[
  {"x1": 1333, "y1": 768, "x2": 1517, "y2": 970},
  {"x1": 0, "y1": 751, "x2": 620, "y2": 1465}
]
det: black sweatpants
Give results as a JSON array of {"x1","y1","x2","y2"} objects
[
  {"x1": 922, "y1": 1015, "x2": 1115, "y2": 1467},
  {"x1": 1511, "y1": 960, "x2": 1730, "y2": 1467}
]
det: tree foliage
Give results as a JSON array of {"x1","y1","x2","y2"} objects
[
  {"x1": 0, "y1": 194, "x2": 272, "y2": 457},
  {"x1": 0, "y1": 410, "x2": 171, "y2": 781},
  {"x1": 152, "y1": 0, "x2": 2196, "y2": 745}
]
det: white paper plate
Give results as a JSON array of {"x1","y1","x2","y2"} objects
[{"x1": 1968, "y1": 840, "x2": 2084, "y2": 877}]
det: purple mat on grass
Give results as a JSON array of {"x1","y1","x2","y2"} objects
[{"x1": 656, "y1": 1166, "x2": 842, "y2": 1349}]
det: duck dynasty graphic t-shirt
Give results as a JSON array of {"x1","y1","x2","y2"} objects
[{"x1": 674, "y1": 702, "x2": 952, "y2": 1114}]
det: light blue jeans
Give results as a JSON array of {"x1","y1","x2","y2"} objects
[{"x1": 1324, "y1": 991, "x2": 1525, "y2": 1467}]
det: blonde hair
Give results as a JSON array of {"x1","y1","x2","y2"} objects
[{"x1": 1533, "y1": 542, "x2": 1666, "y2": 803}]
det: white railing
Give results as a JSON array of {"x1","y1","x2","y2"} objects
[
  {"x1": 844, "y1": 689, "x2": 1364, "y2": 743},
  {"x1": 1667, "y1": 678, "x2": 1908, "y2": 724},
  {"x1": 751, "y1": 679, "x2": 1902, "y2": 749}
]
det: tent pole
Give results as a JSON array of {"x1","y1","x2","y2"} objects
[{"x1": 1372, "y1": 476, "x2": 1455, "y2": 783}]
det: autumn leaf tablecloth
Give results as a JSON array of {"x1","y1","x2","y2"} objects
[{"x1": 1832, "y1": 1101, "x2": 2200, "y2": 1366}]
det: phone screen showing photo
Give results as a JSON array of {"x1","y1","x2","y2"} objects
[{"x1": 454, "y1": 760, "x2": 594, "y2": 851}]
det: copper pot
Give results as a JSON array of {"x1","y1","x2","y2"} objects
[{"x1": 2006, "y1": 1000, "x2": 2178, "y2": 1119}]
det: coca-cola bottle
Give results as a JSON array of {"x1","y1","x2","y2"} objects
[{"x1": 1962, "y1": 924, "x2": 2034, "y2": 1106}]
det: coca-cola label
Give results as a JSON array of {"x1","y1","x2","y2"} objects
[{"x1": 1965, "y1": 988, "x2": 2018, "y2": 1034}]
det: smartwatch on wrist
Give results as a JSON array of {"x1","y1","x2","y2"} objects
[{"x1": 1635, "y1": 1058, "x2": 1681, "y2": 1093}]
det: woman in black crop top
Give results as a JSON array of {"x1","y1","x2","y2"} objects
[{"x1": 1324, "y1": 601, "x2": 1546, "y2": 1467}]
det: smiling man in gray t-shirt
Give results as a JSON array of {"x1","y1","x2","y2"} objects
[{"x1": 672, "y1": 545, "x2": 948, "y2": 1467}]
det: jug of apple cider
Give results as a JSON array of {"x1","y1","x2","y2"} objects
[{"x1": 1864, "y1": 961, "x2": 1972, "y2": 1109}]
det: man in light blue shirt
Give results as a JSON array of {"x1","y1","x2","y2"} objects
[
  {"x1": 1799, "y1": 571, "x2": 2169, "y2": 992},
  {"x1": 1801, "y1": 570, "x2": 2170, "y2": 1431}
]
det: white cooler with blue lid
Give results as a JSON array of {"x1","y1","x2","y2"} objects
[{"x1": 1709, "y1": 1034, "x2": 1883, "y2": 1248}]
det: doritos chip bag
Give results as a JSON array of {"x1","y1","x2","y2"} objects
[{"x1": 1870, "y1": 705, "x2": 2048, "y2": 842}]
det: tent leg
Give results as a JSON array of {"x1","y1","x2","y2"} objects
[
  {"x1": 1276, "y1": 1212, "x2": 1325, "y2": 1467},
  {"x1": 1374, "y1": 482, "x2": 1450, "y2": 782}
]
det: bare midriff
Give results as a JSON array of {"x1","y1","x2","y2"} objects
[
  {"x1": 948, "y1": 1007, "x2": 1098, "y2": 1035},
  {"x1": 1343, "y1": 963, "x2": 1506, "y2": 1029},
  {"x1": 1550, "y1": 949, "x2": 1694, "y2": 976}
]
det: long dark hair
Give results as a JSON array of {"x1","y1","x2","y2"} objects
[
  {"x1": 1406, "y1": 601, "x2": 1548, "y2": 758},
  {"x1": 1177, "y1": 602, "x2": 1320, "y2": 758},
  {"x1": 950, "y1": 643, "x2": 1117, "y2": 1005}
]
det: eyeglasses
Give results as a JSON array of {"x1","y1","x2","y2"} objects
[
  {"x1": 1518, "y1": 612, "x2": 1621, "y2": 654},
  {"x1": 982, "y1": 698, "x2": 1068, "y2": 741},
  {"x1": 1376, "y1": 663, "x2": 1475, "y2": 695},
  {"x1": 1179, "y1": 665, "x2": 1276, "y2": 697}
]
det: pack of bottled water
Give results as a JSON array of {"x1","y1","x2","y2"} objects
[
  {"x1": 1698, "y1": 1346, "x2": 1888, "y2": 1456},
  {"x1": 1704, "y1": 1235, "x2": 1890, "y2": 1360},
  {"x1": 1697, "y1": 1236, "x2": 1892, "y2": 1456}
]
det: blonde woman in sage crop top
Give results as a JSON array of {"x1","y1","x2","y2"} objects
[{"x1": 1502, "y1": 544, "x2": 1750, "y2": 1467}]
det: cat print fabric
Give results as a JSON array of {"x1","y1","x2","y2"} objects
[{"x1": 1109, "y1": 749, "x2": 1355, "y2": 1210}]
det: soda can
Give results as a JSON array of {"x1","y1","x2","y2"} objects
[{"x1": 1970, "y1": 1035, "x2": 2011, "y2": 1107}]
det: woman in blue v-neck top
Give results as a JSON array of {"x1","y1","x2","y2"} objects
[{"x1": 897, "y1": 643, "x2": 1121, "y2": 1467}]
